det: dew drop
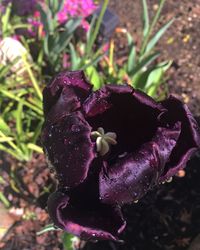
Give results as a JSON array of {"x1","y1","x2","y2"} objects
[
  {"x1": 71, "y1": 125, "x2": 80, "y2": 133},
  {"x1": 104, "y1": 193, "x2": 109, "y2": 199},
  {"x1": 133, "y1": 192, "x2": 137, "y2": 197},
  {"x1": 118, "y1": 152, "x2": 128, "y2": 158}
]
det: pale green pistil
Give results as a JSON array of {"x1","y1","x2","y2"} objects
[{"x1": 91, "y1": 127, "x2": 117, "y2": 156}]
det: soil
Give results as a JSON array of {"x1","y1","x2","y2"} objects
[
  {"x1": 1, "y1": 0, "x2": 200, "y2": 249},
  {"x1": 109, "y1": 0, "x2": 200, "y2": 117}
]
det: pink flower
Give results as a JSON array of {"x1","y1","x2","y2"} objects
[{"x1": 57, "y1": 0, "x2": 97, "y2": 29}]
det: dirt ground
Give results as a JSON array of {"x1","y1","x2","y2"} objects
[
  {"x1": 110, "y1": 0, "x2": 200, "y2": 116},
  {"x1": 1, "y1": 0, "x2": 200, "y2": 249}
]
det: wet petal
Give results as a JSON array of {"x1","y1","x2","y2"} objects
[
  {"x1": 41, "y1": 112, "x2": 95, "y2": 187},
  {"x1": 47, "y1": 190, "x2": 126, "y2": 241},
  {"x1": 83, "y1": 84, "x2": 166, "y2": 163},
  {"x1": 99, "y1": 123, "x2": 181, "y2": 205},
  {"x1": 83, "y1": 84, "x2": 165, "y2": 118},
  {"x1": 43, "y1": 71, "x2": 92, "y2": 122},
  {"x1": 159, "y1": 95, "x2": 200, "y2": 181}
]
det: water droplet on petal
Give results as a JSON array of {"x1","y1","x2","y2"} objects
[{"x1": 71, "y1": 125, "x2": 80, "y2": 132}]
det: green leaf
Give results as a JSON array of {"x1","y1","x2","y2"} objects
[
  {"x1": 86, "y1": 15, "x2": 96, "y2": 44},
  {"x1": 0, "y1": 89, "x2": 43, "y2": 115},
  {"x1": 146, "y1": 61, "x2": 172, "y2": 96},
  {"x1": 0, "y1": 144, "x2": 22, "y2": 161},
  {"x1": 2, "y1": 3, "x2": 12, "y2": 36},
  {"x1": 53, "y1": 18, "x2": 81, "y2": 54},
  {"x1": 0, "y1": 117, "x2": 11, "y2": 134},
  {"x1": 129, "y1": 51, "x2": 160, "y2": 77},
  {"x1": 127, "y1": 33, "x2": 136, "y2": 73},
  {"x1": 85, "y1": 66, "x2": 102, "y2": 90},
  {"x1": 16, "y1": 103, "x2": 23, "y2": 137},
  {"x1": 0, "y1": 137, "x2": 14, "y2": 143},
  {"x1": 27, "y1": 143, "x2": 43, "y2": 154},
  {"x1": 30, "y1": 119, "x2": 43, "y2": 145},
  {"x1": 81, "y1": 52, "x2": 106, "y2": 70},
  {"x1": 36, "y1": 224, "x2": 60, "y2": 235},
  {"x1": 145, "y1": 18, "x2": 174, "y2": 54},
  {"x1": 142, "y1": 0, "x2": 149, "y2": 37},
  {"x1": 86, "y1": 0, "x2": 109, "y2": 56},
  {"x1": 0, "y1": 192, "x2": 10, "y2": 208},
  {"x1": 140, "y1": 0, "x2": 166, "y2": 55},
  {"x1": 44, "y1": 36, "x2": 50, "y2": 56},
  {"x1": 62, "y1": 232, "x2": 75, "y2": 250},
  {"x1": 37, "y1": 4, "x2": 54, "y2": 34},
  {"x1": 22, "y1": 55, "x2": 43, "y2": 101},
  {"x1": 69, "y1": 43, "x2": 80, "y2": 70}
]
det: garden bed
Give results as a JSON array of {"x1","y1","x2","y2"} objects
[{"x1": 0, "y1": 0, "x2": 200, "y2": 250}]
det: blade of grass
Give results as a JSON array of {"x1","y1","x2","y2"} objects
[
  {"x1": 69, "y1": 43, "x2": 79, "y2": 70},
  {"x1": 86, "y1": 0, "x2": 109, "y2": 57},
  {"x1": 0, "y1": 89, "x2": 43, "y2": 115},
  {"x1": 37, "y1": 224, "x2": 60, "y2": 235},
  {"x1": 0, "y1": 144, "x2": 22, "y2": 160},
  {"x1": 31, "y1": 120, "x2": 43, "y2": 144},
  {"x1": 127, "y1": 33, "x2": 136, "y2": 73},
  {"x1": 0, "y1": 137, "x2": 14, "y2": 142},
  {"x1": 0, "y1": 192, "x2": 10, "y2": 208},
  {"x1": 81, "y1": 52, "x2": 106, "y2": 70},
  {"x1": 142, "y1": 0, "x2": 149, "y2": 38},
  {"x1": 2, "y1": 3, "x2": 11, "y2": 36},
  {"x1": 22, "y1": 55, "x2": 43, "y2": 101},
  {"x1": 129, "y1": 51, "x2": 160, "y2": 77},
  {"x1": 144, "y1": 18, "x2": 174, "y2": 54},
  {"x1": 0, "y1": 117, "x2": 11, "y2": 134},
  {"x1": 16, "y1": 103, "x2": 23, "y2": 137},
  {"x1": 141, "y1": 0, "x2": 166, "y2": 54},
  {"x1": 0, "y1": 131, "x2": 22, "y2": 155},
  {"x1": 27, "y1": 143, "x2": 43, "y2": 154},
  {"x1": 108, "y1": 40, "x2": 115, "y2": 75}
]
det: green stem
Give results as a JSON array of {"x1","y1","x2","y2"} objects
[
  {"x1": 141, "y1": 0, "x2": 166, "y2": 55},
  {"x1": 22, "y1": 56, "x2": 43, "y2": 101},
  {"x1": 86, "y1": 0, "x2": 109, "y2": 57}
]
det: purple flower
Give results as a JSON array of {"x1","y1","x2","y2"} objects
[{"x1": 41, "y1": 71, "x2": 200, "y2": 241}]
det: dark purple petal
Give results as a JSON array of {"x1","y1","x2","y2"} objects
[
  {"x1": 47, "y1": 189, "x2": 126, "y2": 241},
  {"x1": 83, "y1": 84, "x2": 133, "y2": 117},
  {"x1": 43, "y1": 71, "x2": 92, "y2": 122},
  {"x1": 83, "y1": 84, "x2": 165, "y2": 118},
  {"x1": 41, "y1": 112, "x2": 95, "y2": 187},
  {"x1": 159, "y1": 95, "x2": 200, "y2": 181},
  {"x1": 83, "y1": 84, "x2": 166, "y2": 163},
  {"x1": 99, "y1": 123, "x2": 181, "y2": 205}
]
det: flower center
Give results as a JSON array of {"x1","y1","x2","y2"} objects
[{"x1": 91, "y1": 127, "x2": 117, "y2": 156}]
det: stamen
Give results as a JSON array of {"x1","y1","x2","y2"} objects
[{"x1": 91, "y1": 127, "x2": 117, "y2": 156}]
